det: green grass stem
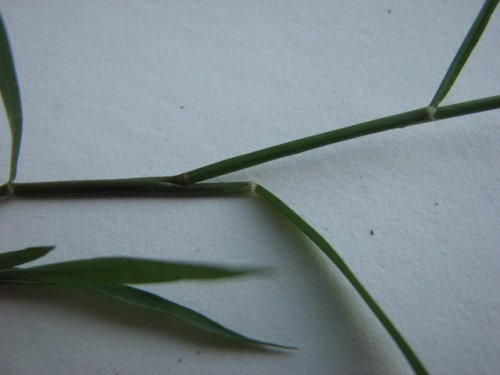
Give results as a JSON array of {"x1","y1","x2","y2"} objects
[{"x1": 168, "y1": 96, "x2": 500, "y2": 184}]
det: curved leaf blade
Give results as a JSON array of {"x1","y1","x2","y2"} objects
[
  {"x1": 0, "y1": 256, "x2": 260, "y2": 285},
  {"x1": 89, "y1": 284, "x2": 295, "y2": 349},
  {"x1": 0, "y1": 246, "x2": 54, "y2": 269},
  {"x1": 255, "y1": 184, "x2": 428, "y2": 374},
  {"x1": 0, "y1": 15, "x2": 22, "y2": 182}
]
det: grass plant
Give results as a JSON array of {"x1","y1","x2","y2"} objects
[{"x1": 1, "y1": 1, "x2": 498, "y2": 374}]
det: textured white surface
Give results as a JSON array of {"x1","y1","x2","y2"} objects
[{"x1": 0, "y1": 1, "x2": 499, "y2": 374}]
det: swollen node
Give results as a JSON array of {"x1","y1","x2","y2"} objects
[{"x1": 426, "y1": 106, "x2": 437, "y2": 120}]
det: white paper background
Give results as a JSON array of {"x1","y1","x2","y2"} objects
[{"x1": 0, "y1": 1, "x2": 499, "y2": 374}]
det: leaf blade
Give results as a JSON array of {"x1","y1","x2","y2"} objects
[
  {"x1": 0, "y1": 246, "x2": 54, "y2": 269},
  {"x1": 0, "y1": 256, "x2": 260, "y2": 285},
  {"x1": 0, "y1": 14, "x2": 22, "y2": 182},
  {"x1": 430, "y1": 0, "x2": 499, "y2": 107},
  {"x1": 254, "y1": 184, "x2": 428, "y2": 375},
  {"x1": 89, "y1": 284, "x2": 295, "y2": 349}
]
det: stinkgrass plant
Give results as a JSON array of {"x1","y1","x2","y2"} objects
[{"x1": 1, "y1": 1, "x2": 499, "y2": 374}]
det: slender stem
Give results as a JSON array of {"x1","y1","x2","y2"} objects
[
  {"x1": 6, "y1": 180, "x2": 254, "y2": 199},
  {"x1": 2, "y1": 96, "x2": 497, "y2": 196},
  {"x1": 430, "y1": 0, "x2": 499, "y2": 107},
  {"x1": 434, "y1": 94, "x2": 500, "y2": 119},
  {"x1": 254, "y1": 184, "x2": 428, "y2": 375},
  {"x1": 168, "y1": 95, "x2": 500, "y2": 184}
]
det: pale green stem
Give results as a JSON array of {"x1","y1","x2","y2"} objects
[{"x1": 166, "y1": 95, "x2": 499, "y2": 184}]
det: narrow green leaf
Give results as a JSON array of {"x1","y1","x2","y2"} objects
[
  {"x1": 430, "y1": 0, "x2": 499, "y2": 107},
  {"x1": 0, "y1": 257, "x2": 260, "y2": 285},
  {"x1": 0, "y1": 15, "x2": 22, "y2": 182},
  {"x1": 254, "y1": 184, "x2": 428, "y2": 375},
  {"x1": 0, "y1": 246, "x2": 54, "y2": 269},
  {"x1": 88, "y1": 284, "x2": 295, "y2": 349}
]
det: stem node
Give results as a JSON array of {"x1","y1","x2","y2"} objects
[{"x1": 426, "y1": 105, "x2": 437, "y2": 120}]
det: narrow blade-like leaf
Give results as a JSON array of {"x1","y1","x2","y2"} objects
[
  {"x1": 430, "y1": 0, "x2": 499, "y2": 107},
  {"x1": 254, "y1": 184, "x2": 428, "y2": 375},
  {"x1": 0, "y1": 257, "x2": 259, "y2": 285},
  {"x1": 89, "y1": 284, "x2": 295, "y2": 349},
  {"x1": 0, "y1": 246, "x2": 54, "y2": 269},
  {"x1": 0, "y1": 15, "x2": 22, "y2": 182}
]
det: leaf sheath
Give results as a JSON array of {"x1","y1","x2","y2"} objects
[{"x1": 8, "y1": 180, "x2": 254, "y2": 199}]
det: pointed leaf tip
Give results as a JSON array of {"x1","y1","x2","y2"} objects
[
  {"x1": 0, "y1": 256, "x2": 262, "y2": 285},
  {"x1": 0, "y1": 246, "x2": 55, "y2": 269},
  {"x1": 0, "y1": 14, "x2": 23, "y2": 182},
  {"x1": 90, "y1": 284, "x2": 296, "y2": 350}
]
